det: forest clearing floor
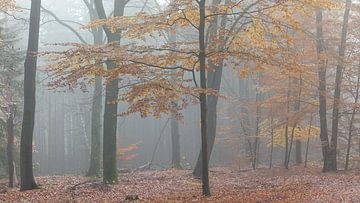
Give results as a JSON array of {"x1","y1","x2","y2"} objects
[{"x1": 1, "y1": 165, "x2": 360, "y2": 202}]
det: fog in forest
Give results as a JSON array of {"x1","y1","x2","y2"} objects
[
  {"x1": 1, "y1": 0, "x2": 359, "y2": 202},
  {"x1": 0, "y1": 0, "x2": 320, "y2": 177}
]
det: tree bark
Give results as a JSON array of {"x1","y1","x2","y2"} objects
[
  {"x1": 168, "y1": 29, "x2": 181, "y2": 169},
  {"x1": 304, "y1": 120, "x2": 311, "y2": 168},
  {"x1": 87, "y1": 77, "x2": 103, "y2": 176},
  {"x1": 315, "y1": 8, "x2": 332, "y2": 172},
  {"x1": 330, "y1": 0, "x2": 351, "y2": 172},
  {"x1": 87, "y1": 2, "x2": 104, "y2": 176},
  {"x1": 7, "y1": 107, "x2": 14, "y2": 188},
  {"x1": 345, "y1": 64, "x2": 360, "y2": 170},
  {"x1": 170, "y1": 111, "x2": 181, "y2": 168},
  {"x1": 252, "y1": 87, "x2": 261, "y2": 170},
  {"x1": 94, "y1": 0, "x2": 125, "y2": 184},
  {"x1": 286, "y1": 76, "x2": 303, "y2": 168},
  {"x1": 20, "y1": 0, "x2": 41, "y2": 191},
  {"x1": 283, "y1": 75, "x2": 291, "y2": 168},
  {"x1": 193, "y1": 0, "x2": 227, "y2": 178},
  {"x1": 198, "y1": 0, "x2": 210, "y2": 196}
]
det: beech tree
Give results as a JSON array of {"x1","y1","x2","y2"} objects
[
  {"x1": 0, "y1": 19, "x2": 23, "y2": 188},
  {"x1": 43, "y1": 0, "x2": 337, "y2": 196},
  {"x1": 20, "y1": 0, "x2": 41, "y2": 191},
  {"x1": 0, "y1": 0, "x2": 21, "y2": 188},
  {"x1": 93, "y1": 0, "x2": 127, "y2": 184},
  {"x1": 314, "y1": 0, "x2": 351, "y2": 172},
  {"x1": 329, "y1": 0, "x2": 351, "y2": 172},
  {"x1": 84, "y1": 0, "x2": 104, "y2": 178}
]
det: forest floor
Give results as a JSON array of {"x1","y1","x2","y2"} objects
[{"x1": 1, "y1": 165, "x2": 360, "y2": 202}]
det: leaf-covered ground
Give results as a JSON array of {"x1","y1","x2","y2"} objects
[{"x1": 1, "y1": 165, "x2": 360, "y2": 202}]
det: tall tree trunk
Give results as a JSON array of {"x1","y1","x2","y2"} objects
[
  {"x1": 170, "y1": 110, "x2": 181, "y2": 168},
  {"x1": 102, "y1": 23, "x2": 120, "y2": 184},
  {"x1": 193, "y1": 0, "x2": 228, "y2": 178},
  {"x1": 53, "y1": 95, "x2": 58, "y2": 174},
  {"x1": 304, "y1": 114, "x2": 313, "y2": 168},
  {"x1": 198, "y1": 0, "x2": 210, "y2": 196},
  {"x1": 47, "y1": 93, "x2": 53, "y2": 175},
  {"x1": 193, "y1": 64, "x2": 222, "y2": 177},
  {"x1": 252, "y1": 86, "x2": 261, "y2": 170},
  {"x1": 295, "y1": 78, "x2": 303, "y2": 165},
  {"x1": 286, "y1": 76, "x2": 303, "y2": 168},
  {"x1": 283, "y1": 75, "x2": 291, "y2": 168},
  {"x1": 345, "y1": 64, "x2": 360, "y2": 170},
  {"x1": 86, "y1": 0, "x2": 104, "y2": 177},
  {"x1": 329, "y1": 0, "x2": 351, "y2": 172},
  {"x1": 168, "y1": 29, "x2": 181, "y2": 169},
  {"x1": 7, "y1": 108, "x2": 14, "y2": 188},
  {"x1": 59, "y1": 96, "x2": 65, "y2": 174},
  {"x1": 315, "y1": 8, "x2": 331, "y2": 172},
  {"x1": 20, "y1": 0, "x2": 41, "y2": 191},
  {"x1": 94, "y1": 0, "x2": 125, "y2": 184},
  {"x1": 87, "y1": 77, "x2": 103, "y2": 176}
]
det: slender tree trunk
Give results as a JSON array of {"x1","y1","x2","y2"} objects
[
  {"x1": 86, "y1": 0, "x2": 104, "y2": 177},
  {"x1": 330, "y1": 0, "x2": 351, "y2": 172},
  {"x1": 87, "y1": 77, "x2": 103, "y2": 176},
  {"x1": 284, "y1": 123, "x2": 289, "y2": 167},
  {"x1": 345, "y1": 64, "x2": 360, "y2": 170},
  {"x1": 53, "y1": 95, "x2": 58, "y2": 174},
  {"x1": 59, "y1": 96, "x2": 65, "y2": 174},
  {"x1": 285, "y1": 125, "x2": 296, "y2": 169},
  {"x1": 47, "y1": 93, "x2": 53, "y2": 175},
  {"x1": 20, "y1": 0, "x2": 41, "y2": 191},
  {"x1": 252, "y1": 87, "x2": 261, "y2": 170},
  {"x1": 295, "y1": 78, "x2": 303, "y2": 165},
  {"x1": 193, "y1": 0, "x2": 228, "y2": 177},
  {"x1": 198, "y1": 0, "x2": 210, "y2": 196},
  {"x1": 284, "y1": 75, "x2": 291, "y2": 168},
  {"x1": 286, "y1": 76, "x2": 303, "y2": 168},
  {"x1": 168, "y1": 29, "x2": 181, "y2": 169},
  {"x1": 328, "y1": 0, "x2": 351, "y2": 171},
  {"x1": 316, "y1": 8, "x2": 332, "y2": 172},
  {"x1": 7, "y1": 108, "x2": 14, "y2": 188},
  {"x1": 94, "y1": 0, "x2": 125, "y2": 184},
  {"x1": 170, "y1": 111, "x2": 181, "y2": 168},
  {"x1": 68, "y1": 114, "x2": 74, "y2": 173},
  {"x1": 304, "y1": 114, "x2": 313, "y2": 168},
  {"x1": 252, "y1": 138, "x2": 259, "y2": 169},
  {"x1": 193, "y1": 66, "x2": 222, "y2": 177}
]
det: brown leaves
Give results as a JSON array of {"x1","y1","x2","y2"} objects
[
  {"x1": 0, "y1": 0, "x2": 15, "y2": 11},
  {"x1": 2, "y1": 166, "x2": 360, "y2": 202},
  {"x1": 117, "y1": 143, "x2": 139, "y2": 161},
  {"x1": 43, "y1": 0, "x2": 338, "y2": 122}
]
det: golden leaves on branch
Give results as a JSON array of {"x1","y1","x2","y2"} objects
[
  {"x1": 43, "y1": 0, "x2": 337, "y2": 120},
  {"x1": 259, "y1": 119, "x2": 319, "y2": 147},
  {"x1": 0, "y1": 0, "x2": 16, "y2": 11}
]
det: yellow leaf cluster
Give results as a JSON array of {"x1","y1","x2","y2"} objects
[
  {"x1": 0, "y1": 0, "x2": 15, "y2": 11},
  {"x1": 44, "y1": 0, "x2": 337, "y2": 121},
  {"x1": 260, "y1": 119, "x2": 320, "y2": 147}
]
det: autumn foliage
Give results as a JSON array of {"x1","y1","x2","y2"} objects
[{"x1": 43, "y1": 0, "x2": 336, "y2": 120}]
